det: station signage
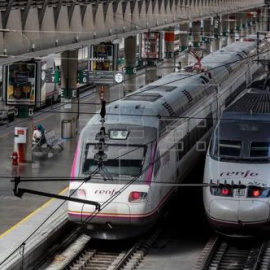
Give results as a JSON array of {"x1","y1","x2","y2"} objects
[
  {"x1": 41, "y1": 68, "x2": 60, "y2": 84},
  {"x1": 78, "y1": 70, "x2": 123, "y2": 84}
]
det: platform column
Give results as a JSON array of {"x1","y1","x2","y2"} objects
[
  {"x1": 60, "y1": 50, "x2": 78, "y2": 139},
  {"x1": 220, "y1": 17, "x2": 228, "y2": 48},
  {"x1": 240, "y1": 13, "x2": 247, "y2": 40},
  {"x1": 246, "y1": 12, "x2": 253, "y2": 35},
  {"x1": 164, "y1": 27, "x2": 175, "y2": 58},
  {"x1": 258, "y1": 8, "x2": 263, "y2": 32},
  {"x1": 254, "y1": 9, "x2": 260, "y2": 33},
  {"x1": 143, "y1": 31, "x2": 158, "y2": 84},
  {"x1": 228, "y1": 16, "x2": 236, "y2": 44},
  {"x1": 264, "y1": 6, "x2": 269, "y2": 31},
  {"x1": 202, "y1": 18, "x2": 212, "y2": 55},
  {"x1": 124, "y1": 36, "x2": 137, "y2": 94},
  {"x1": 257, "y1": 8, "x2": 262, "y2": 32},
  {"x1": 145, "y1": 61, "x2": 157, "y2": 84},
  {"x1": 192, "y1": 21, "x2": 201, "y2": 48},
  {"x1": 179, "y1": 23, "x2": 189, "y2": 67},
  {"x1": 255, "y1": 9, "x2": 260, "y2": 32},
  {"x1": 212, "y1": 16, "x2": 220, "y2": 52},
  {"x1": 179, "y1": 23, "x2": 189, "y2": 52},
  {"x1": 235, "y1": 13, "x2": 242, "y2": 41},
  {"x1": 262, "y1": 7, "x2": 267, "y2": 31}
]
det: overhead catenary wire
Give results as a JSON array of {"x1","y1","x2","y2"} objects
[
  {"x1": 0, "y1": 111, "x2": 229, "y2": 268},
  {"x1": 1, "y1": 77, "x2": 265, "y2": 268},
  {"x1": 0, "y1": 11, "x2": 266, "y2": 117},
  {"x1": 0, "y1": 8, "x2": 268, "y2": 268},
  {"x1": 0, "y1": 43, "x2": 268, "y2": 135},
  {"x1": 1, "y1": 23, "x2": 269, "y2": 269}
]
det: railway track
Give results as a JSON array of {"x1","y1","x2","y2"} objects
[
  {"x1": 40, "y1": 226, "x2": 161, "y2": 270},
  {"x1": 195, "y1": 235, "x2": 270, "y2": 270},
  {"x1": 67, "y1": 230, "x2": 160, "y2": 270}
]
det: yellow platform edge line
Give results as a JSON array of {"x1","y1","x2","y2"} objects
[{"x1": 0, "y1": 186, "x2": 69, "y2": 239}]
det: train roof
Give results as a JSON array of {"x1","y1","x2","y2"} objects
[
  {"x1": 222, "y1": 88, "x2": 270, "y2": 121},
  {"x1": 87, "y1": 72, "x2": 210, "y2": 128},
  {"x1": 84, "y1": 38, "x2": 262, "y2": 131}
]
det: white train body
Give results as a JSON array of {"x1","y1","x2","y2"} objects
[
  {"x1": 68, "y1": 36, "x2": 270, "y2": 239},
  {"x1": 203, "y1": 85, "x2": 270, "y2": 237},
  {"x1": 35, "y1": 55, "x2": 60, "y2": 108}
]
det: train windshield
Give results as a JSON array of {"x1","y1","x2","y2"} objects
[
  {"x1": 211, "y1": 120, "x2": 270, "y2": 162},
  {"x1": 82, "y1": 144, "x2": 146, "y2": 178}
]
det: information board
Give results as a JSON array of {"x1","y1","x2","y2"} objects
[
  {"x1": 141, "y1": 32, "x2": 160, "y2": 60},
  {"x1": 78, "y1": 70, "x2": 123, "y2": 84},
  {"x1": 41, "y1": 68, "x2": 60, "y2": 84}
]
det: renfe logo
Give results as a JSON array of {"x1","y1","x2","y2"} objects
[
  {"x1": 220, "y1": 170, "x2": 258, "y2": 178},
  {"x1": 95, "y1": 189, "x2": 119, "y2": 195}
]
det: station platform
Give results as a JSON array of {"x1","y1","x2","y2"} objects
[
  {"x1": 0, "y1": 60, "x2": 175, "y2": 268},
  {"x1": 0, "y1": 134, "x2": 75, "y2": 269}
]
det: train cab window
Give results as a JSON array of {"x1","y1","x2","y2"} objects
[
  {"x1": 250, "y1": 142, "x2": 270, "y2": 158},
  {"x1": 83, "y1": 144, "x2": 146, "y2": 178},
  {"x1": 213, "y1": 139, "x2": 241, "y2": 158}
]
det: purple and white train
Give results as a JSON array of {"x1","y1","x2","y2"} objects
[{"x1": 68, "y1": 35, "x2": 270, "y2": 239}]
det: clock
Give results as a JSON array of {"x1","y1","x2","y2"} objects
[{"x1": 114, "y1": 73, "x2": 123, "y2": 83}]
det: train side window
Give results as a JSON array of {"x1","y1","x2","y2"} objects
[
  {"x1": 154, "y1": 150, "x2": 161, "y2": 176},
  {"x1": 178, "y1": 141, "x2": 184, "y2": 160}
]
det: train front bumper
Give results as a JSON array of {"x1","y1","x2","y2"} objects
[{"x1": 207, "y1": 199, "x2": 270, "y2": 237}]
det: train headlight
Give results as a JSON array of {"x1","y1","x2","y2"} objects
[
  {"x1": 128, "y1": 191, "x2": 148, "y2": 203},
  {"x1": 69, "y1": 189, "x2": 86, "y2": 199},
  {"x1": 109, "y1": 130, "x2": 129, "y2": 140},
  {"x1": 210, "y1": 186, "x2": 233, "y2": 197},
  {"x1": 247, "y1": 186, "x2": 270, "y2": 198}
]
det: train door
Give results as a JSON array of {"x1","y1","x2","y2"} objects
[
  {"x1": 156, "y1": 127, "x2": 176, "y2": 199},
  {"x1": 214, "y1": 85, "x2": 222, "y2": 119},
  {"x1": 211, "y1": 95, "x2": 218, "y2": 127},
  {"x1": 174, "y1": 120, "x2": 188, "y2": 182}
]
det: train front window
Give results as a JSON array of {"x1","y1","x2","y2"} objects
[
  {"x1": 250, "y1": 142, "x2": 270, "y2": 158},
  {"x1": 211, "y1": 120, "x2": 270, "y2": 162},
  {"x1": 82, "y1": 144, "x2": 145, "y2": 178},
  {"x1": 213, "y1": 139, "x2": 241, "y2": 158}
]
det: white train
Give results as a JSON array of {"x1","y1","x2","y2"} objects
[
  {"x1": 68, "y1": 35, "x2": 270, "y2": 239},
  {"x1": 203, "y1": 77, "x2": 270, "y2": 237}
]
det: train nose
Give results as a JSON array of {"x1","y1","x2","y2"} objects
[
  {"x1": 209, "y1": 200, "x2": 270, "y2": 223},
  {"x1": 238, "y1": 201, "x2": 270, "y2": 223},
  {"x1": 209, "y1": 200, "x2": 239, "y2": 222}
]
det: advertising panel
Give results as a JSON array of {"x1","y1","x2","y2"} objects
[
  {"x1": 6, "y1": 62, "x2": 36, "y2": 106},
  {"x1": 91, "y1": 43, "x2": 114, "y2": 71},
  {"x1": 141, "y1": 32, "x2": 160, "y2": 60}
]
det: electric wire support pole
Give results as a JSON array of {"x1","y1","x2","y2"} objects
[
  {"x1": 93, "y1": 100, "x2": 113, "y2": 181},
  {"x1": 187, "y1": 48, "x2": 205, "y2": 72}
]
